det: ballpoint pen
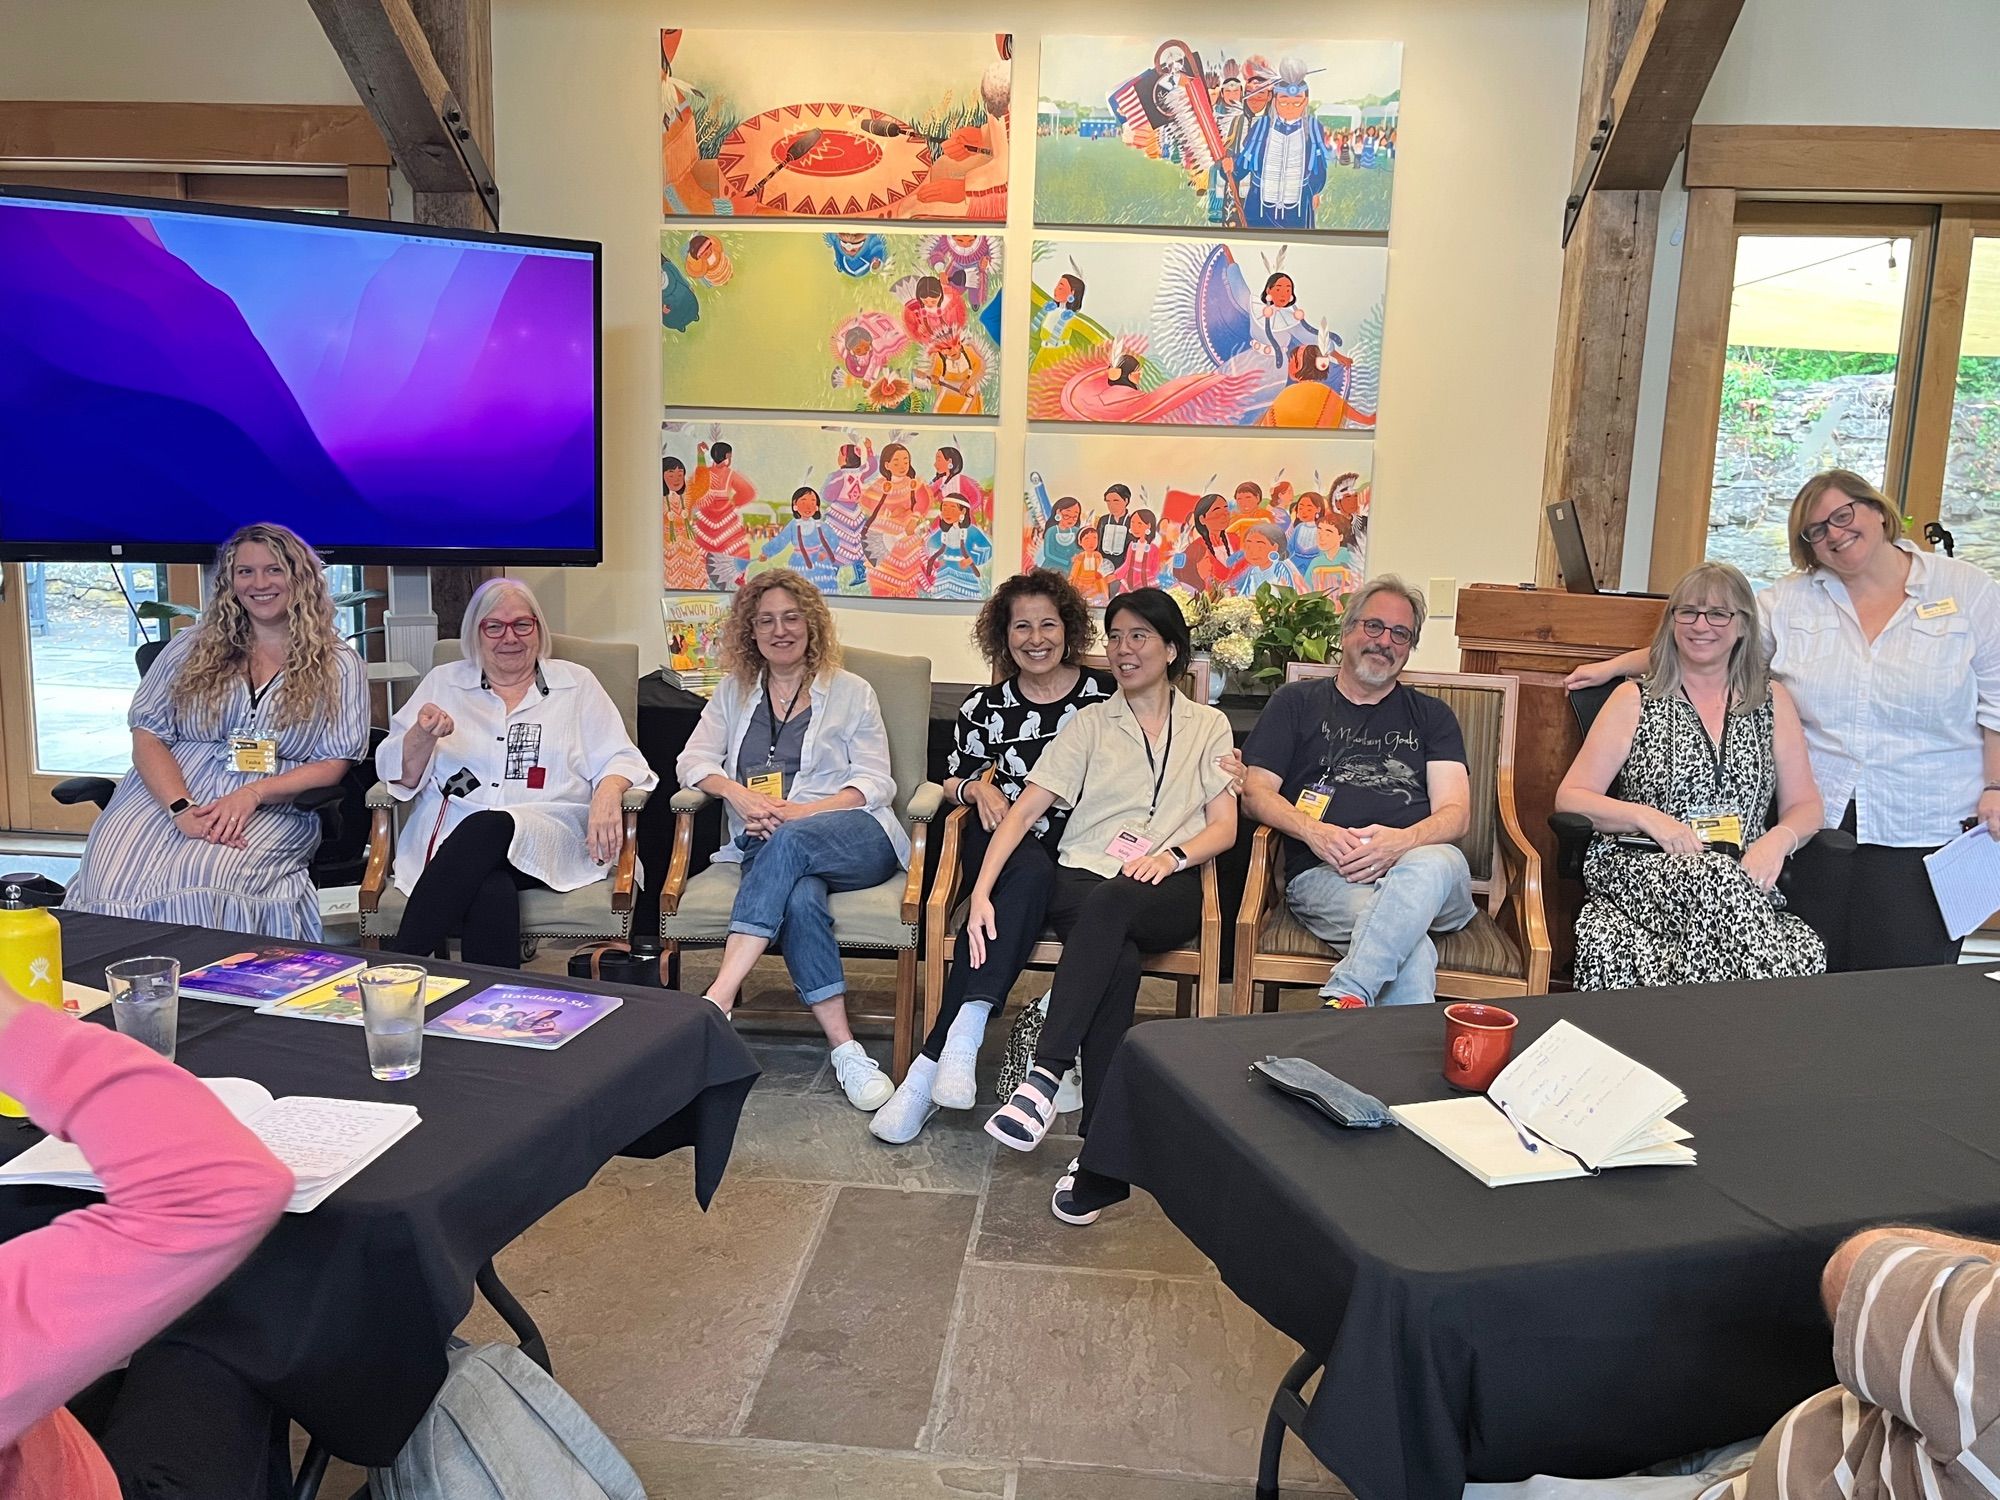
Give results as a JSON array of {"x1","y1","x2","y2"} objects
[{"x1": 1495, "y1": 1098, "x2": 1540, "y2": 1155}]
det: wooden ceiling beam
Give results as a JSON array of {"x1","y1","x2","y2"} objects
[
  {"x1": 0, "y1": 101, "x2": 387, "y2": 168},
  {"x1": 1592, "y1": 0, "x2": 1745, "y2": 191},
  {"x1": 305, "y1": 0, "x2": 497, "y2": 225}
]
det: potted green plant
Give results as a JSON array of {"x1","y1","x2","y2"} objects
[{"x1": 1248, "y1": 584, "x2": 1343, "y2": 687}]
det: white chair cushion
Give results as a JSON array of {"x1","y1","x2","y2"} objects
[
  {"x1": 362, "y1": 882, "x2": 632, "y2": 943},
  {"x1": 661, "y1": 863, "x2": 914, "y2": 953}
]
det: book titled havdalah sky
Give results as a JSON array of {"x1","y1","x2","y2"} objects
[
  {"x1": 423, "y1": 984, "x2": 622, "y2": 1050},
  {"x1": 180, "y1": 947, "x2": 366, "y2": 1007}
]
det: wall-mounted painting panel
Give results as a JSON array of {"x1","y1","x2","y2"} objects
[
  {"x1": 1036, "y1": 36, "x2": 1401, "y2": 232},
  {"x1": 663, "y1": 228, "x2": 1003, "y2": 416},
  {"x1": 665, "y1": 418, "x2": 998, "y2": 600},
  {"x1": 1026, "y1": 235, "x2": 1383, "y2": 428},
  {"x1": 662, "y1": 28, "x2": 1011, "y2": 221},
  {"x1": 1023, "y1": 430, "x2": 1371, "y2": 607}
]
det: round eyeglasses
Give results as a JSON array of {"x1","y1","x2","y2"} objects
[{"x1": 1354, "y1": 617, "x2": 1415, "y2": 647}]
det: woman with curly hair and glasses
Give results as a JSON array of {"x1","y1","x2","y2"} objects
[
  {"x1": 63, "y1": 523, "x2": 369, "y2": 940},
  {"x1": 677, "y1": 569, "x2": 907, "y2": 1111},
  {"x1": 872, "y1": 568, "x2": 1113, "y2": 1143}
]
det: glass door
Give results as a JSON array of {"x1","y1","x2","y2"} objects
[{"x1": 1929, "y1": 228, "x2": 2000, "y2": 575}]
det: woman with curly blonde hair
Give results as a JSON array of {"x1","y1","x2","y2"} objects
[
  {"x1": 677, "y1": 569, "x2": 904, "y2": 1110},
  {"x1": 64, "y1": 523, "x2": 369, "y2": 939}
]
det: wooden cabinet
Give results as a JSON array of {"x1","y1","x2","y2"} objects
[{"x1": 1454, "y1": 584, "x2": 1666, "y2": 981}]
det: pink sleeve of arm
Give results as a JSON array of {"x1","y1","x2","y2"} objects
[{"x1": 0, "y1": 1007, "x2": 293, "y2": 1445}]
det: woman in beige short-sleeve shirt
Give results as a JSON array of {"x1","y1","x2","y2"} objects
[{"x1": 963, "y1": 587, "x2": 1237, "y2": 1225}]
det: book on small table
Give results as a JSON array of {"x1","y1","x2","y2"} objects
[
  {"x1": 259, "y1": 974, "x2": 468, "y2": 1026},
  {"x1": 423, "y1": 984, "x2": 621, "y2": 1050},
  {"x1": 179, "y1": 947, "x2": 366, "y2": 1007},
  {"x1": 0, "y1": 1078, "x2": 419, "y2": 1213},
  {"x1": 1391, "y1": 1019, "x2": 1695, "y2": 1187}
]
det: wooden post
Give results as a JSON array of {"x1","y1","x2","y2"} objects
[{"x1": 1536, "y1": 0, "x2": 1745, "y2": 589}]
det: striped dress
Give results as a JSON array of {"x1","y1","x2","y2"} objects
[{"x1": 61, "y1": 629, "x2": 369, "y2": 940}]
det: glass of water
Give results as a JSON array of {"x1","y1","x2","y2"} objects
[
  {"x1": 357, "y1": 964, "x2": 427, "y2": 1081},
  {"x1": 105, "y1": 956, "x2": 180, "y2": 1060}
]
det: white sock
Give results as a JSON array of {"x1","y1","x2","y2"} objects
[
  {"x1": 902, "y1": 1054, "x2": 938, "y2": 1094},
  {"x1": 943, "y1": 998, "x2": 993, "y2": 1051}
]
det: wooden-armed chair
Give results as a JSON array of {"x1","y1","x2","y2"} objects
[
  {"x1": 359, "y1": 634, "x2": 652, "y2": 951},
  {"x1": 657, "y1": 647, "x2": 942, "y2": 1080},
  {"x1": 1234, "y1": 664, "x2": 1551, "y2": 1012},
  {"x1": 921, "y1": 659, "x2": 1224, "y2": 1047}
]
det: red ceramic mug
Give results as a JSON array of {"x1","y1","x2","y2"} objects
[{"x1": 1442, "y1": 1003, "x2": 1519, "y2": 1092}]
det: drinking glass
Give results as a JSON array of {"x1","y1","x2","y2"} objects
[
  {"x1": 357, "y1": 964, "x2": 427, "y2": 1081},
  {"x1": 105, "y1": 956, "x2": 180, "y2": 1060}
]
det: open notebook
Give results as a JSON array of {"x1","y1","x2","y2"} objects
[
  {"x1": 1391, "y1": 1019, "x2": 1695, "y2": 1186},
  {"x1": 0, "y1": 1077, "x2": 419, "y2": 1213}
]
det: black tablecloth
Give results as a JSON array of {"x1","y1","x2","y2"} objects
[
  {"x1": 0, "y1": 911, "x2": 758, "y2": 1465},
  {"x1": 1080, "y1": 968, "x2": 2000, "y2": 1500}
]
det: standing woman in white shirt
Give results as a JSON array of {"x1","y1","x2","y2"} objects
[
  {"x1": 1571, "y1": 469, "x2": 2000, "y2": 969},
  {"x1": 675, "y1": 569, "x2": 905, "y2": 1111},
  {"x1": 378, "y1": 579, "x2": 657, "y2": 968}
]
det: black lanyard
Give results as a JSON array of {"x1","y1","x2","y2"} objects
[
  {"x1": 1139, "y1": 705, "x2": 1175, "y2": 816},
  {"x1": 246, "y1": 672, "x2": 280, "y2": 715},
  {"x1": 1680, "y1": 688, "x2": 1733, "y2": 796},
  {"x1": 766, "y1": 677, "x2": 806, "y2": 767}
]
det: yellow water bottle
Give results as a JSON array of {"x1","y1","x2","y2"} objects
[{"x1": 0, "y1": 882, "x2": 65, "y2": 1118}]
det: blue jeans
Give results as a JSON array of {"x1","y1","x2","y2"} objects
[
  {"x1": 730, "y1": 809, "x2": 900, "y2": 1006},
  {"x1": 1285, "y1": 843, "x2": 1476, "y2": 1006}
]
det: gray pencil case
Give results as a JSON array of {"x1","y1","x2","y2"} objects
[{"x1": 1251, "y1": 1056, "x2": 1394, "y2": 1129}]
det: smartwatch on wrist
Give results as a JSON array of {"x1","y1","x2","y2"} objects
[
  {"x1": 1169, "y1": 845, "x2": 1189, "y2": 872},
  {"x1": 168, "y1": 797, "x2": 192, "y2": 817}
]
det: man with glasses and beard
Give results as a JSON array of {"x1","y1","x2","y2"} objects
[{"x1": 1240, "y1": 576, "x2": 1476, "y2": 1007}]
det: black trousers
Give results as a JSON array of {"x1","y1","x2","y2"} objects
[
  {"x1": 921, "y1": 826, "x2": 1059, "y2": 1061},
  {"x1": 1787, "y1": 801, "x2": 1961, "y2": 971},
  {"x1": 391, "y1": 810, "x2": 544, "y2": 970},
  {"x1": 76, "y1": 1341, "x2": 289, "y2": 1499},
  {"x1": 1033, "y1": 864, "x2": 1202, "y2": 1134}
]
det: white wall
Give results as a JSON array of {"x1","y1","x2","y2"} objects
[
  {"x1": 2, "y1": 0, "x2": 1589, "y2": 679},
  {"x1": 0, "y1": 0, "x2": 359, "y2": 104},
  {"x1": 495, "y1": 0, "x2": 1586, "y2": 676},
  {"x1": 1620, "y1": 0, "x2": 2000, "y2": 588}
]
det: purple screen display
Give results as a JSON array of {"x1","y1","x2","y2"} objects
[{"x1": 0, "y1": 198, "x2": 597, "y2": 555}]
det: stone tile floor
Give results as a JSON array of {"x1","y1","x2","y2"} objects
[{"x1": 303, "y1": 947, "x2": 1352, "y2": 1499}]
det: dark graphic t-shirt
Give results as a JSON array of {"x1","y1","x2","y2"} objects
[
  {"x1": 1242, "y1": 677, "x2": 1467, "y2": 882},
  {"x1": 946, "y1": 668, "x2": 1116, "y2": 840}
]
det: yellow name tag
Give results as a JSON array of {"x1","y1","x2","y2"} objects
[
  {"x1": 1918, "y1": 597, "x2": 1959, "y2": 619},
  {"x1": 1295, "y1": 786, "x2": 1332, "y2": 819},
  {"x1": 228, "y1": 736, "x2": 278, "y2": 774},
  {"x1": 745, "y1": 771, "x2": 784, "y2": 798},
  {"x1": 1690, "y1": 813, "x2": 1743, "y2": 848}
]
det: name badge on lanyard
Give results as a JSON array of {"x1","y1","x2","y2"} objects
[
  {"x1": 1295, "y1": 784, "x2": 1333, "y2": 819},
  {"x1": 1108, "y1": 708, "x2": 1175, "y2": 860},
  {"x1": 228, "y1": 735, "x2": 278, "y2": 774},
  {"x1": 746, "y1": 770, "x2": 784, "y2": 798}
]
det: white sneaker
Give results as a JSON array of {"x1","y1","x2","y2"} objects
[
  {"x1": 829, "y1": 1041, "x2": 895, "y2": 1112},
  {"x1": 1054, "y1": 1067, "x2": 1083, "y2": 1114}
]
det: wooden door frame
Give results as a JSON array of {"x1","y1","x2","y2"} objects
[
  {"x1": 1648, "y1": 126, "x2": 2000, "y2": 590},
  {"x1": 0, "y1": 103, "x2": 390, "y2": 834}
]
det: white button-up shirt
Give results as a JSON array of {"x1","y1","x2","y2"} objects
[
  {"x1": 1759, "y1": 541, "x2": 2000, "y2": 847},
  {"x1": 676, "y1": 668, "x2": 909, "y2": 866},
  {"x1": 378, "y1": 657, "x2": 657, "y2": 894}
]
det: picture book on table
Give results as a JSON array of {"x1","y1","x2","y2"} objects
[
  {"x1": 179, "y1": 948, "x2": 366, "y2": 1006},
  {"x1": 258, "y1": 974, "x2": 469, "y2": 1027},
  {"x1": 423, "y1": 985, "x2": 622, "y2": 1050}
]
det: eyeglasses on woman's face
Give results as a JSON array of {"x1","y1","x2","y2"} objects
[
  {"x1": 1672, "y1": 606, "x2": 1738, "y2": 628},
  {"x1": 1354, "y1": 617, "x2": 1415, "y2": 647},
  {"x1": 1801, "y1": 500, "x2": 1862, "y2": 546},
  {"x1": 479, "y1": 617, "x2": 539, "y2": 639},
  {"x1": 753, "y1": 609, "x2": 806, "y2": 635}
]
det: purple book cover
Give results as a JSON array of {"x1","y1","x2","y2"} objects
[
  {"x1": 423, "y1": 984, "x2": 622, "y2": 1050},
  {"x1": 179, "y1": 948, "x2": 365, "y2": 1005}
]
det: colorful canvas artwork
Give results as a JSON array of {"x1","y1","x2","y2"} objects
[
  {"x1": 661, "y1": 29, "x2": 1012, "y2": 222},
  {"x1": 664, "y1": 419, "x2": 998, "y2": 601},
  {"x1": 1025, "y1": 235, "x2": 1385, "y2": 428},
  {"x1": 1023, "y1": 431, "x2": 1372, "y2": 608},
  {"x1": 1036, "y1": 36, "x2": 1401, "y2": 232},
  {"x1": 662, "y1": 228, "x2": 1004, "y2": 416}
]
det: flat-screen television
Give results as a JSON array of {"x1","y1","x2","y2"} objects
[{"x1": 0, "y1": 186, "x2": 602, "y2": 565}]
